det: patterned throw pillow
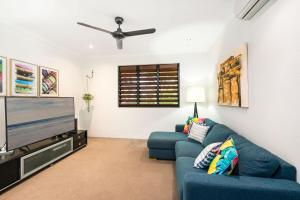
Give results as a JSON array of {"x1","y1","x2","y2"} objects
[
  {"x1": 183, "y1": 116, "x2": 205, "y2": 134},
  {"x1": 194, "y1": 142, "x2": 222, "y2": 169},
  {"x1": 188, "y1": 122, "x2": 210, "y2": 144},
  {"x1": 208, "y1": 138, "x2": 238, "y2": 175}
]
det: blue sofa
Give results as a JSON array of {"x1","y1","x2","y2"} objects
[{"x1": 147, "y1": 118, "x2": 300, "y2": 200}]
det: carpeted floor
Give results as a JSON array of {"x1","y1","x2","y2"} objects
[{"x1": 0, "y1": 138, "x2": 178, "y2": 200}]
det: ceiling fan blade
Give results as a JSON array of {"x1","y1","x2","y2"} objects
[
  {"x1": 77, "y1": 22, "x2": 112, "y2": 35},
  {"x1": 123, "y1": 28, "x2": 156, "y2": 37},
  {"x1": 116, "y1": 39, "x2": 123, "y2": 49}
]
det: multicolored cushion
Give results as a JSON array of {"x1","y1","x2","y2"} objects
[
  {"x1": 207, "y1": 138, "x2": 238, "y2": 175},
  {"x1": 183, "y1": 116, "x2": 192, "y2": 134},
  {"x1": 194, "y1": 142, "x2": 222, "y2": 169},
  {"x1": 183, "y1": 116, "x2": 205, "y2": 134}
]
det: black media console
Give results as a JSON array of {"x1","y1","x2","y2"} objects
[{"x1": 0, "y1": 130, "x2": 87, "y2": 193}]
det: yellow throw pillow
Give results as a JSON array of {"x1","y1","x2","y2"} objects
[{"x1": 207, "y1": 138, "x2": 238, "y2": 175}]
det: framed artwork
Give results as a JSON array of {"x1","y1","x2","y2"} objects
[
  {"x1": 217, "y1": 43, "x2": 248, "y2": 108},
  {"x1": 0, "y1": 56, "x2": 7, "y2": 96},
  {"x1": 39, "y1": 66, "x2": 59, "y2": 97},
  {"x1": 10, "y1": 59, "x2": 39, "y2": 96}
]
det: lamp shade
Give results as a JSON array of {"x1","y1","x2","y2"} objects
[{"x1": 186, "y1": 86, "x2": 206, "y2": 103}]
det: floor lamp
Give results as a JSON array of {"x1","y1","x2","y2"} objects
[{"x1": 186, "y1": 86, "x2": 206, "y2": 118}]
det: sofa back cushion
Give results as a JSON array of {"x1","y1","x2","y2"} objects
[
  {"x1": 272, "y1": 156, "x2": 297, "y2": 181},
  {"x1": 231, "y1": 134, "x2": 280, "y2": 178},
  {"x1": 204, "y1": 118, "x2": 217, "y2": 132},
  {"x1": 203, "y1": 124, "x2": 237, "y2": 146}
]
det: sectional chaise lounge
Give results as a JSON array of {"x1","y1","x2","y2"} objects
[{"x1": 147, "y1": 118, "x2": 300, "y2": 200}]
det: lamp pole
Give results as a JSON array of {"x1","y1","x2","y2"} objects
[{"x1": 193, "y1": 102, "x2": 198, "y2": 118}]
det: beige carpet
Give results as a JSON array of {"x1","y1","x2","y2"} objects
[{"x1": 0, "y1": 138, "x2": 178, "y2": 200}]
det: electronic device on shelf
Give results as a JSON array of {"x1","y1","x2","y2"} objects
[{"x1": 5, "y1": 97, "x2": 75, "y2": 152}]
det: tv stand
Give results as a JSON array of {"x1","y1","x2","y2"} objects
[
  {"x1": 19, "y1": 146, "x2": 31, "y2": 153},
  {"x1": 0, "y1": 130, "x2": 87, "y2": 193}
]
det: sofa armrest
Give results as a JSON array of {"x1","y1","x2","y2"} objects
[
  {"x1": 175, "y1": 124, "x2": 185, "y2": 132},
  {"x1": 183, "y1": 173, "x2": 300, "y2": 200}
]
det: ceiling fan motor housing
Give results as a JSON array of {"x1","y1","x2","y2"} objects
[
  {"x1": 115, "y1": 17, "x2": 124, "y2": 25},
  {"x1": 113, "y1": 17, "x2": 125, "y2": 39},
  {"x1": 112, "y1": 31, "x2": 125, "y2": 40}
]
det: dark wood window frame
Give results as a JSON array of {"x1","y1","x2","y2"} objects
[{"x1": 118, "y1": 63, "x2": 180, "y2": 107}]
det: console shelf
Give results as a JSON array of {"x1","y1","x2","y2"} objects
[{"x1": 0, "y1": 130, "x2": 87, "y2": 193}]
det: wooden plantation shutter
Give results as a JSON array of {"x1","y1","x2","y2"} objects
[{"x1": 119, "y1": 63, "x2": 180, "y2": 107}]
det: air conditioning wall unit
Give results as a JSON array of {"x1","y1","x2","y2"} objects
[{"x1": 235, "y1": 0, "x2": 270, "y2": 20}]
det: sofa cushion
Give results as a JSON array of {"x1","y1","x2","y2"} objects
[
  {"x1": 183, "y1": 173, "x2": 300, "y2": 200},
  {"x1": 175, "y1": 124, "x2": 185, "y2": 132},
  {"x1": 148, "y1": 149, "x2": 176, "y2": 160},
  {"x1": 183, "y1": 117, "x2": 205, "y2": 134},
  {"x1": 147, "y1": 131, "x2": 187, "y2": 150},
  {"x1": 194, "y1": 142, "x2": 222, "y2": 169},
  {"x1": 188, "y1": 122, "x2": 209, "y2": 143},
  {"x1": 203, "y1": 124, "x2": 237, "y2": 146},
  {"x1": 204, "y1": 118, "x2": 217, "y2": 132},
  {"x1": 175, "y1": 141, "x2": 204, "y2": 158},
  {"x1": 231, "y1": 134, "x2": 280, "y2": 178},
  {"x1": 208, "y1": 138, "x2": 238, "y2": 175},
  {"x1": 176, "y1": 157, "x2": 206, "y2": 200},
  {"x1": 272, "y1": 156, "x2": 297, "y2": 181}
]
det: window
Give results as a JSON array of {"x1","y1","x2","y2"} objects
[{"x1": 118, "y1": 63, "x2": 180, "y2": 107}]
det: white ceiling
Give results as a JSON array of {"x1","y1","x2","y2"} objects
[{"x1": 0, "y1": 0, "x2": 235, "y2": 56}]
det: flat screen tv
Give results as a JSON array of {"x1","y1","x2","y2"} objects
[{"x1": 5, "y1": 97, "x2": 75, "y2": 151}]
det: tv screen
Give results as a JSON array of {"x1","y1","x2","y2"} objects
[{"x1": 5, "y1": 97, "x2": 75, "y2": 151}]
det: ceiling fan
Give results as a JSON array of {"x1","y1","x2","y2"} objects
[{"x1": 77, "y1": 17, "x2": 156, "y2": 49}]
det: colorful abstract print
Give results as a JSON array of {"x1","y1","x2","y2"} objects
[
  {"x1": 208, "y1": 138, "x2": 238, "y2": 175},
  {"x1": 42, "y1": 69, "x2": 57, "y2": 95},
  {"x1": 15, "y1": 63, "x2": 35, "y2": 94},
  {"x1": 0, "y1": 60, "x2": 3, "y2": 93}
]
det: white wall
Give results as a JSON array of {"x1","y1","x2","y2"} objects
[
  {"x1": 210, "y1": 0, "x2": 300, "y2": 181},
  {"x1": 82, "y1": 53, "x2": 215, "y2": 139},
  {"x1": 0, "y1": 22, "x2": 85, "y2": 147}
]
